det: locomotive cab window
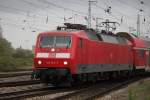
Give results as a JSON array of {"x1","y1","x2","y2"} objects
[
  {"x1": 40, "y1": 36, "x2": 54, "y2": 48},
  {"x1": 40, "y1": 36, "x2": 71, "y2": 48}
]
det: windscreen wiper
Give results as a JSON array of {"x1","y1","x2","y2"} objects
[{"x1": 66, "y1": 40, "x2": 71, "y2": 49}]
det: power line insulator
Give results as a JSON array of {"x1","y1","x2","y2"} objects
[
  {"x1": 57, "y1": 23, "x2": 87, "y2": 30},
  {"x1": 140, "y1": 1, "x2": 144, "y2": 4},
  {"x1": 139, "y1": 9, "x2": 143, "y2": 12},
  {"x1": 105, "y1": 6, "x2": 112, "y2": 14}
]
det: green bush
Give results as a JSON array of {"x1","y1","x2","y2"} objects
[
  {"x1": 12, "y1": 48, "x2": 33, "y2": 58},
  {"x1": 0, "y1": 38, "x2": 33, "y2": 71},
  {"x1": 0, "y1": 38, "x2": 14, "y2": 56},
  {"x1": 0, "y1": 56, "x2": 16, "y2": 71}
]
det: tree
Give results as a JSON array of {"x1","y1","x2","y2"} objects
[
  {"x1": 0, "y1": 24, "x2": 3, "y2": 38},
  {"x1": 12, "y1": 48, "x2": 33, "y2": 58},
  {"x1": 0, "y1": 38, "x2": 14, "y2": 57}
]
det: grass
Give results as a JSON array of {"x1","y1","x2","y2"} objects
[
  {"x1": 0, "y1": 57, "x2": 32, "y2": 72},
  {"x1": 128, "y1": 79, "x2": 150, "y2": 100}
]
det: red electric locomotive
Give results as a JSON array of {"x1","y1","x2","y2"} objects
[{"x1": 32, "y1": 23, "x2": 150, "y2": 86}]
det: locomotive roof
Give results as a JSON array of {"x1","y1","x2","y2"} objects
[
  {"x1": 38, "y1": 30, "x2": 130, "y2": 45},
  {"x1": 39, "y1": 23, "x2": 129, "y2": 45},
  {"x1": 39, "y1": 30, "x2": 84, "y2": 35},
  {"x1": 38, "y1": 30, "x2": 88, "y2": 39}
]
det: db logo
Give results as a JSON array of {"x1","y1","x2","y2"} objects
[{"x1": 49, "y1": 53, "x2": 56, "y2": 58}]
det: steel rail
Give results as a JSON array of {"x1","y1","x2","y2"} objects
[
  {"x1": 51, "y1": 75, "x2": 150, "y2": 100},
  {"x1": 0, "y1": 80, "x2": 41, "y2": 87},
  {"x1": 0, "y1": 71, "x2": 32, "y2": 78},
  {"x1": 0, "y1": 84, "x2": 90, "y2": 100},
  {"x1": 0, "y1": 87, "x2": 54, "y2": 100}
]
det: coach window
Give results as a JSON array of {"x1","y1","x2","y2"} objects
[{"x1": 78, "y1": 38, "x2": 82, "y2": 48}]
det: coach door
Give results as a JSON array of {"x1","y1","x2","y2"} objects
[
  {"x1": 146, "y1": 50, "x2": 150, "y2": 67},
  {"x1": 149, "y1": 50, "x2": 150, "y2": 67}
]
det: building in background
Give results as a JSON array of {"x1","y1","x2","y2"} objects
[{"x1": 0, "y1": 24, "x2": 3, "y2": 38}]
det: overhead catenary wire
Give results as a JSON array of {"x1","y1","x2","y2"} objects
[
  {"x1": 0, "y1": 12, "x2": 61, "y2": 32},
  {"x1": 104, "y1": 0, "x2": 133, "y2": 17},
  {"x1": 2, "y1": 22, "x2": 48, "y2": 32},
  {"x1": 0, "y1": 3, "x2": 64, "y2": 21},
  {"x1": 117, "y1": 0, "x2": 139, "y2": 10},
  {"x1": 37, "y1": 0, "x2": 88, "y2": 16},
  {"x1": 97, "y1": 0, "x2": 140, "y2": 29},
  {"x1": 93, "y1": 3, "x2": 121, "y2": 22},
  {"x1": 0, "y1": 2, "x2": 65, "y2": 31},
  {"x1": 36, "y1": 0, "x2": 93, "y2": 25},
  {"x1": 1, "y1": 16, "x2": 50, "y2": 30},
  {"x1": 59, "y1": 0, "x2": 87, "y2": 7},
  {"x1": 0, "y1": 0, "x2": 89, "y2": 32},
  {"x1": 0, "y1": 0, "x2": 150, "y2": 34},
  {"x1": 20, "y1": 0, "x2": 64, "y2": 19},
  {"x1": 0, "y1": 0, "x2": 132, "y2": 26}
]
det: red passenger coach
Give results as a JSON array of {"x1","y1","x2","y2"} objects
[
  {"x1": 32, "y1": 23, "x2": 150, "y2": 86},
  {"x1": 117, "y1": 32, "x2": 150, "y2": 70},
  {"x1": 139, "y1": 37, "x2": 150, "y2": 69}
]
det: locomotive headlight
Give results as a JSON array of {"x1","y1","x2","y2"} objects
[
  {"x1": 64, "y1": 61, "x2": 68, "y2": 65},
  {"x1": 38, "y1": 60, "x2": 42, "y2": 65}
]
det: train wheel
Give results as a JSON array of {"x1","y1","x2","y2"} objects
[
  {"x1": 40, "y1": 74, "x2": 49, "y2": 84},
  {"x1": 71, "y1": 74, "x2": 84, "y2": 86}
]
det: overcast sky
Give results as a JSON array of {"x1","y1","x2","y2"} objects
[{"x1": 0, "y1": 0, "x2": 150, "y2": 49}]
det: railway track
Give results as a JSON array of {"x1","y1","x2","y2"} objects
[
  {"x1": 51, "y1": 75, "x2": 150, "y2": 100},
  {"x1": 0, "y1": 70, "x2": 89, "y2": 100},
  {"x1": 0, "y1": 84, "x2": 90, "y2": 100},
  {"x1": 0, "y1": 87, "x2": 53, "y2": 100},
  {"x1": 50, "y1": 81, "x2": 120, "y2": 100},
  {"x1": 0, "y1": 69, "x2": 38, "y2": 87},
  {"x1": 0, "y1": 79, "x2": 140, "y2": 100},
  {"x1": 0, "y1": 70, "x2": 32, "y2": 78},
  {"x1": 0, "y1": 80, "x2": 41, "y2": 87},
  {"x1": 0, "y1": 72, "x2": 149, "y2": 100}
]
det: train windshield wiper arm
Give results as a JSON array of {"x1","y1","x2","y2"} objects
[{"x1": 66, "y1": 40, "x2": 71, "y2": 49}]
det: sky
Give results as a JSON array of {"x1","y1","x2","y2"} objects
[{"x1": 0, "y1": 0, "x2": 150, "y2": 50}]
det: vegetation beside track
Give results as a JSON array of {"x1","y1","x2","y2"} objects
[
  {"x1": 128, "y1": 78, "x2": 150, "y2": 100},
  {"x1": 0, "y1": 38, "x2": 33, "y2": 71}
]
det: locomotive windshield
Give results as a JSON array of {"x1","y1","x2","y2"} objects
[{"x1": 40, "y1": 36, "x2": 71, "y2": 48}]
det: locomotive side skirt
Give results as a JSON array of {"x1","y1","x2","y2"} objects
[{"x1": 76, "y1": 64, "x2": 131, "y2": 74}]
